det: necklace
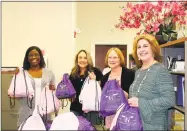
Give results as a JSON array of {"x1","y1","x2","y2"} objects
[{"x1": 131, "y1": 68, "x2": 150, "y2": 97}]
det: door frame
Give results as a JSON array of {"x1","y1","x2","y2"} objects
[{"x1": 91, "y1": 42, "x2": 130, "y2": 68}]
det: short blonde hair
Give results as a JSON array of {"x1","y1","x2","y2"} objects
[
  {"x1": 104, "y1": 47, "x2": 125, "y2": 67},
  {"x1": 132, "y1": 34, "x2": 162, "y2": 68}
]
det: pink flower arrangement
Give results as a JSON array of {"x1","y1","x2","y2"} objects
[{"x1": 115, "y1": 1, "x2": 186, "y2": 35}]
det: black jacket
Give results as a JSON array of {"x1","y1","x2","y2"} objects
[
  {"x1": 69, "y1": 67, "x2": 103, "y2": 115},
  {"x1": 100, "y1": 67, "x2": 135, "y2": 93}
]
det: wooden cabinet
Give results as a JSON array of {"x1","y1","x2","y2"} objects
[
  {"x1": 160, "y1": 37, "x2": 187, "y2": 130},
  {"x1": 1, "y1": 70, "x2": 20, "y2": 130}
]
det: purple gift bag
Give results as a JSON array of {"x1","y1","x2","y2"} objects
[
  {"x1": 100, "y1": 80, "x2": 127, "y2": 117},
  {"x1": 56, "y1": 73, "x2": 76, "y2": 99},
  {"x1": 77, "y1": 116, "x2": 96, "y2": 130},
  {"x1": 112, "y1": 104, "x2": 143, "y2": 130}
]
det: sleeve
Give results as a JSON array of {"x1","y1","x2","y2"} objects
[
  {"x1": 121, "y1": 68, "x2": 135, "y2": 93},
  {"x1": 127, "y1": 69, "x2": 135, "y2": 84},
  {"x1": 69, "y1": 75, "x2": 75, "y2": 86},
  {"x1": 129, "y1": 69, "x2": 135, "y2": 84},
  {"x1": 138, "y1": 66, "x2": 175, "y2": 119},
  {"x1": 100, "y1": 72, "x2": 110, "y2": 89},
  {"x1": 94, "y1": 67, "x2": 103, "y2": 81},
  {"x1": 100, "y1": 75, "x2": 106, "y2": 89},
  {"x1": 125, "y1": 70, "x2": 135, "y2": 93},
  {"x1": 69, "y1": 74, "x2": 77, "y2": 91},
  {"x1": 50, "y1": 70, "x2": 55, "y2": 86}
]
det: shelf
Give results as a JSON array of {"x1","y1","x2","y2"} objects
[
  {"x1": 173, "y1": 105, "x2": 185, "y2": 114},
  {"x1": 1, "y1": 67, "x2": 17, "y2": 74},
  {"x1": 160, "y1": 37, "x2": 187, "y2": 48},
  {"x1": 1, "y1": 71, "x2": 16, "y2": 74},
  {"x1": 169, "y1": 71, "x2": 185, "y2": 75}
]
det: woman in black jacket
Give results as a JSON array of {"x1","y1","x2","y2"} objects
[
  {"x1": 69, "y1": 49, "x2": 103, "y2": 125},
  {"x1": 100, "y1": 47, "x2": 135, "y2": 129}
]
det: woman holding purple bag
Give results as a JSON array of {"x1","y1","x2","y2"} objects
[
  {"x1": 128, "y1": 34, "x2": 175, "y2": 130},
  {"x1": 100, "y1": 47, "x2": 135, "y2": 130}
]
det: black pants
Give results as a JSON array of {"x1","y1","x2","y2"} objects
[{"x1": 83, "y1": 111, "x2": 103, "y2": 125}]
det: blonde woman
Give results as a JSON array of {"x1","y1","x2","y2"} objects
[
  {"x1": 128, "y1": 34, "x2": 175, "y2": 130},
  {"x1": 100, "y1": 47, "x2": 135, "y2": 129}
]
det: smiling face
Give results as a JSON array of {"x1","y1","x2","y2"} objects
[
  {"x1": 108, "y1": 50, "x2": 121, "y2": 69},
  {"x1": 77, "y1": 51, "x2": 88, "y2": 69},
  {"x1": 28, "y1": 49, "x2": 41, "y2": 67},
  {"x1": 137, "y1": 39, "x2": 154, "y2": 63}
]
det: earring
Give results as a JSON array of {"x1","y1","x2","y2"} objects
[{"x1": 138, "y1": 58, "x2": 141, "y2": 60}]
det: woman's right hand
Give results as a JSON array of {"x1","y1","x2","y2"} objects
[
  {"x1": 124, "y1": 91, "x2": 128, "y2": 99},
  {"x1": 88, "y1": 71, "x2": 96, "y2": 80}
]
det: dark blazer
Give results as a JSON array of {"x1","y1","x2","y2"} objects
[{"x1": 100, "y1": 67, "x2": 135, "y2": 94}]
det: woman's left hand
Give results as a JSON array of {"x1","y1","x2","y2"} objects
[
  {"x1": 88, "y1": 71, "x2": 96, "y2": 80},
  {"x1": 128, "y1": 97, "x2": 139, "y2": 107},
  {"x1": 49, "y1": 84, "x2": 56, "y2": 90}
]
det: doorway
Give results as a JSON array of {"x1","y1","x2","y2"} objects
[{"x1": 95, "y1": 45, "x2": 127, "y2": 71}]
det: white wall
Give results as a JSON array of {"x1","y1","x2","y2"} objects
[
  {"x1": 2, "y1": 2, "x2": 76, "y2": 85},
  {"x1": 75, "y1": 2, "x2": 139, "y2": 67}
]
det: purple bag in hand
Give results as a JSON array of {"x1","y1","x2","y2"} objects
[
  {"x1": 56, "y1": 73, "x2": 76, "y2": 99},
  {"x1": 112, "y1": 104, "x2": 143, "y2": 131},
  {"x1": 100, "y1": 80, "x2": 127, "y2": 117},
  {"x1": 77, "y1": 116, "x2": 96, "y2": 130}
]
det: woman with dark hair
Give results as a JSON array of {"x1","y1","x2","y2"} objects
[
  {"x1": 23, "y1": 46, "x2": 46, "y2": 70},
  {"x1": 12, "y1": 46, "x2": 56, "y2": 128},
  {"x1": 69, "y1": 49, "x2": 103, "y2": 125}
]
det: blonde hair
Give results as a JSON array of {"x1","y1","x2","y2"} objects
[
  {"x1": 104, "y1": 47, "x2": 125, "y2": 67},
  {"x1": 132, "y1": 34, "x2": 162, "y2": 68},
  {"x1": 71, "y1": 50, "x2": 94, "y2": 78}
]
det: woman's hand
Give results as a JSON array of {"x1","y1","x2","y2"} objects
[
  {"x1": 124, "y1": 91, "x2": 128, "y2": 99},
  {"x1": 88, "y1": 71, "x2": 96, "y2": 80},
  {"x1": 49, "y1": 84, "x2": 56, "y2": 90},
  {"x1": 128, "y1": 97, "x2": 139, "y2": 107}
]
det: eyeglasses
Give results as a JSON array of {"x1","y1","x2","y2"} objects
[
  {"x1": 108, "y1": 56, "x2": 119, "y2": 60},
  {"x1": 28, "y1": 54, "x2": 40, "y2": 58}
]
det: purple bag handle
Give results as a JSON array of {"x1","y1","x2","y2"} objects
[{"x1": 62, "y1": 73, "x2": 69, "y2": 82}]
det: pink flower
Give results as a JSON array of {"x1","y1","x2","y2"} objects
[
  {"x1": 116, "y1": 1, "x2": 187, "y2": 35},
  {"x1": 152, "y1": 23, "x2": 160, "y2": 33}
]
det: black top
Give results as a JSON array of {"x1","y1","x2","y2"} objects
[
  {"x1": 69, "y1": 67, "x2": 103, "y2": 115},
  {"x1": 100, "y1": 67, "x2": 135, "y2": 94}
]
